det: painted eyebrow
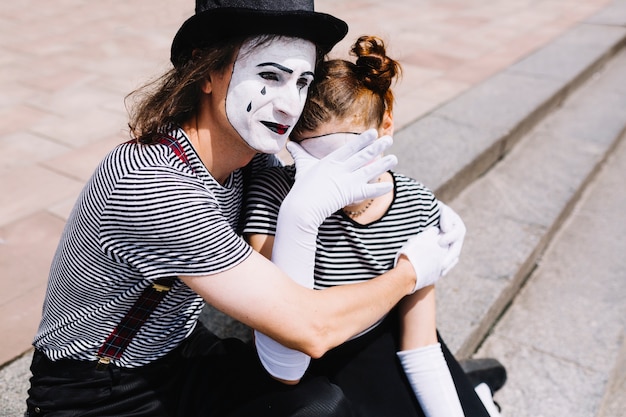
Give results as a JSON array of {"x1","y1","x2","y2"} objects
[
  {"x1": 257, "y1": 62, "x2": 293, "y2": 73},
  {"x1": 256, "y1": 63, "x2": 315, "y2": 78}
]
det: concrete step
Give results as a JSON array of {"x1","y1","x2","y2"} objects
[
  {"x1": 474, "y1": 125, "x2": 626, "y2": 416},
  {"x1": 392, "y1": 3, "x2": 626, "y2": 204},
  {"x1": 435, "y1": 46, "x2": 626, "y2": 359}
]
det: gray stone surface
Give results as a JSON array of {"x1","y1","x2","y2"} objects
[
  {"x1": 391, "y1": 115, "x2": 506, "y2": 201},
  {"x1": 0, "y1": 350, "x2": 31, "y2": 417},
  {"x1": 433, "y1": 70, "x2": 561, "y2": 135},
  {"x1": 436, "y1": 48, "x2": 626, "y2": 357},
  {"x1": 586, "y1": 0, "x2": 626, "y2": 27},
  {"x1": 475, "y1": 129, "x2": 626, "y2": 417},
  {"x1": 597, "y1": 338, "x2": 626, "y2": 417},
  {"x1": 509, "y1": 23, "x2": 626, "y2": 83},
  {"x1": 392, "y1": 21, "x2": 626, "y2": 205}
]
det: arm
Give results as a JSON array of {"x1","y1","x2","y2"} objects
[
  {"x1": 397, "y1": 287, "x2": 465, "y2": 417},
  {"x1": 180, "y1": 250, "x2": 415, "y2": 359},
  {"x1": 398, "y1": 285, "x2": 437, "y2": 351}
]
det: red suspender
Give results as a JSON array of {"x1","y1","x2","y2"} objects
[{"x1": 96, "y1": 135, "x2": 192, "y2": 368}]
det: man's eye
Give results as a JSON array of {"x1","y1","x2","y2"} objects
[
  {"x1": 297, "y1": 78, "x2": 311, "y2": 90},
  {"x1": 259, "y1": 72, "x2": 279, "y2": 81}
]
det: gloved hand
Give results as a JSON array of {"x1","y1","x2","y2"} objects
[
  {"x1": 284, "y1": 129, "x2": 397, "y2": 229},
  {"x1": 438, "y1": 202, "x2": 466, "y2": 276},
  {"x1": 395, "y1": 228, "x2": 447, "y2": 294},
  {"x1": 277, "y1": 128, "x2": 396, "y2": 288},
  {"x1": 397, "y1": 344, "x2": 465, "y2": 417},
  {"x1": 255, "y1": 130, "x2": 397, "y2": 381}
]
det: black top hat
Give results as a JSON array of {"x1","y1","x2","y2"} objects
[{"x1": 171, "y1": 0, "x2": 348, "y2": 67}]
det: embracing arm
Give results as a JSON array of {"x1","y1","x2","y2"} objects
[{"x1": 180, "y1": 250, "x2": 415, "y2": 359}]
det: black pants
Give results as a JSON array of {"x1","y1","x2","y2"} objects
[
  {"x1": 308, "y1": 314, "x2": 490, "y2": 417},
  {"x1": 26, "y1": 325, "x2": 352, "y2": 417}
]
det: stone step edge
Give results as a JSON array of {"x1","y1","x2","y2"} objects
[
  {"x1": 392, "y1": 2, "x2": 626, "y2": 204},
  {"x1": 436, "y1": 49, "x2": 626, "y2": 358}
]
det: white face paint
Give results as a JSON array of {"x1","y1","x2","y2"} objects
[{"x1": 226, "y1": 37, "x2": 316, "y2": 154}]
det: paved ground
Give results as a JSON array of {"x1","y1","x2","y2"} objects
[{"x1": 0, "y1": 0, "x2": 619, "y2": 415}]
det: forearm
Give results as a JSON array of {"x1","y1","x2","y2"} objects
[
  {"x1": 183, "y1": 250, "x2": 414, "y2": 356},
  {"x1": 398, "y1": 285, "x2": 437, "y2": 350},
  {"x1": 305, "y1": 258, "x2": 416, "y2": 355},
  {"x1": 397, "y1": 286, "x2": 464, "y2": 417},
  {"x1": 258, "y1": 257, "x2": 416, "y2": 359}
]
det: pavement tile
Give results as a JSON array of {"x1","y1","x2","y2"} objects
[
  {"x1": 25, "y1": 84, "x2": 124, "y2": 119},
  {"x1": 402, "y1": 48, "x2": 466, "y2": 72},
  {"x1": 19, "y1": 68, "x2": 96, "y2": 94},
  {"x1": 0, "y1": 105, "x2": 49, "y2": 137},
  {"x1": 0, "y1": 212, "x2": 65, "y2": 307},
  {"x1": 392, "y1": 95, "x2": 439, "y2": 130},
  {"x1": 0, "y1": 131, "x2": 71, "y2": 172},
  {"x1": 411, "y1": 77, "x2": 472, "y2": 103},
  {"x1": 393, "y1": 62, "x2": 442, "y2": 90},
  {"x1": 510, "y1": 24, "x2": 626, "y2": 82},
  {"x1": 0, "y1": 285, "x2": 47, "y2": 366},
  {"x1": 0, "y1": 165, "x2": 84, "y2": 228},
  {"x1": 0, "y1": 210, "x2": 62, "y2": 365},
  {"x1": 29, "y1": 109, "x2": 127, "y2": 148},
  {"x1": 41, "y1": 134, "x2": 126, "y2": 182}
]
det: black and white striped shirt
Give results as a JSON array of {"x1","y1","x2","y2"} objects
[
  {"x1": 243, "y1": 165, "x2": 440, "y2": 290},
  {"x1": 34, "y1": 126, "x2": 279, "y2": 367}
]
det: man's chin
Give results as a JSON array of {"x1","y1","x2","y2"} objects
[{"x1": 247, "y1": 138, "x2": 287, "y2": 155}]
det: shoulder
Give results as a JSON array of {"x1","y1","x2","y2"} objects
[
  {"x1": 249, "y1": 164, "x2": 296, "y2": 191},
  {"x1": 392, "y1": 172, "x2": 436, "y2": 199}
]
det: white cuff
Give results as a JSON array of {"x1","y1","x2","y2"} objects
[{"x1": 255, "y1": 330, "x2": 311, "y2": 381}]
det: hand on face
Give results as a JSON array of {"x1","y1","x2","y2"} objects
[{"x1": 226, "y1": 37, "x2": 316, "y2": 154}]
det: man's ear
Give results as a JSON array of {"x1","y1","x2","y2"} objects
[
  {"x1": 200, "y1": 76, "x2": 212, "y2": 94},
  {"x1": 380, "y1": 110, "x2": 394, "y2": 136}
]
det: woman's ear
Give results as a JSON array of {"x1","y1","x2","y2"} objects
[{"x1": 380, "y1": 110, "x2": 394, "y2": 136}]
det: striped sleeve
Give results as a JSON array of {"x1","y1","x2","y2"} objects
[{"x1": 100, "y1": 165, "x2": 251, "y2": 278}]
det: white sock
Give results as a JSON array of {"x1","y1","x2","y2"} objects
[{"x1": 474, "y1": 382, "x2": 501, "y2": 417}]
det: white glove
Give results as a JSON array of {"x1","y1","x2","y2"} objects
[
  {"x1": 395, "y1": 228, "x2": 447, "y2": 294},
  {"x1": 254, "y1": 331, "x2": 311, "y2": 382},
  {"x1": 397, "y1": 344, "x2": 465, "y2": 417},
  {"x1": 438, "y1": 202, "x2": 466, "y2": 276},
  {"x1": 285, "y1": 128, "x2": 397, "y2": 229},
  {"x1": 255, "y1": 130, "x2": 397, "y2": 381},
  {"x1": 275, "y1": 128, "x2": 396, "y2": 287}
]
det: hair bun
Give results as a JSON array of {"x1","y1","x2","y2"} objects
[{"x1": 351, "y1": 36, "x2": 399, "y2": 95}]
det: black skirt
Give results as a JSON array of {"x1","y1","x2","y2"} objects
[{"x1": 308, "y1": 312, "x2": 491, "y2": 417}]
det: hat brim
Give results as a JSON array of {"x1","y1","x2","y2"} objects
[{"x1": 171, "y1": 8, "x2": 348, "y2": 66}]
